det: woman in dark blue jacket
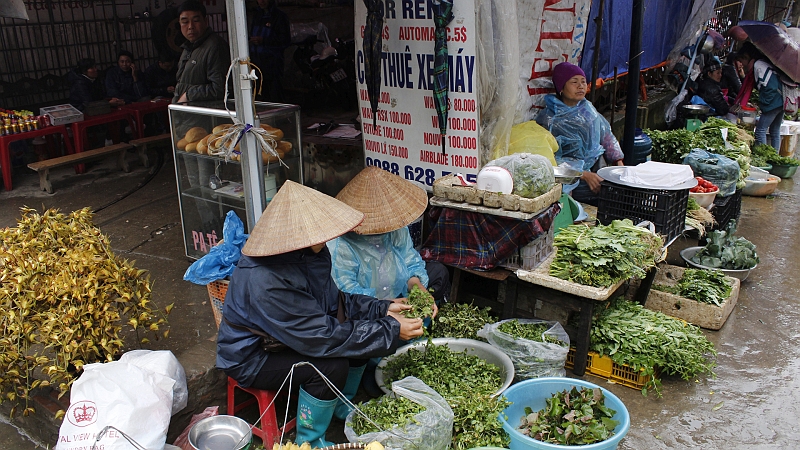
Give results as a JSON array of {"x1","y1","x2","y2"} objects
[{"x1": 217, "y1": 180, "x2": 424, "y2": 448}]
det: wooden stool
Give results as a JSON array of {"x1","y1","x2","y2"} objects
[{"x1": 227, "y1": 377, "x2": 296, "y2": 445}]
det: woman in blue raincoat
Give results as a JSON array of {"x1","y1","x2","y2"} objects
[
  {"x1": 327, "y1": 166, "x2": 451, "y2": 397},
  {"x1": 216, "y1": 180, "x2": 424, "y2": 448},
  {"x1": 536, "y1": 62, "x2": 624, "y2": 206}
]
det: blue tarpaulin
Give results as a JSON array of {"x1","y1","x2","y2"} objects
[{"x1": 580, "y1": 0, "x2": 694, "y2": 80}]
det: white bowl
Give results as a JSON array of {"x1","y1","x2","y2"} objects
[
  {"x1": 680, "y1": 246, "x2": 755, "y2": 281},
  {"x1": 688, "y1": 189, "x2": 718, "y2": 209},
  {"x1": 742, "y1": 174, "x2": 781, "y2": 197}
]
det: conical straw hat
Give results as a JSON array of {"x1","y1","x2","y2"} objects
[
  {"x1": 336, "y1": 166, "x2": 428, "y2": 235},
  {"x1": 242, "y1": 180, "x2": 364, "y2": 257}
]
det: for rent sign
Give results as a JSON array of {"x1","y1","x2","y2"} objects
[{"x1": 354, "y1": 0, "x2": 479, "y2": 190}]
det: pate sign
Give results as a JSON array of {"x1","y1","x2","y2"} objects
[{"x1": 354, "y1": 0, "x2": 479, "y2": 190}]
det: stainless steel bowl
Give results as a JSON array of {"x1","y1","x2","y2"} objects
[
  {"x1": 375, "y1": 338, "x2": 515, "y2": 397},
  {"x1": 680, "y1": 246, "x2": 755, "y2": 281},
  {"x1": 189, "y1": 415, "x2": 252, "y2": 450},
  {"x1": 681, "y1": 104, "x2": 711, "y2": 116},
  {"x1": 553, "y1": 166, "x2": 582, "y2": 185}
]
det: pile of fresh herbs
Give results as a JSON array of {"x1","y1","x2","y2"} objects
[
  {"x1": 402, "y1": 285, "x2": 435, "y2": 319},
  {"x1": 517, "y1": 386, "x2": 619, "y2": 445},
  {"x1": 750, "y1": 143, "x2": 778, "y2": 167},
  {"x1": 644, "y1": 128, "x2": 697, "y2": 164},
  {"x1": 675, "y1": 268, "x2": 732, "y2": 306},
  {"x1": 590, "y1": 298, "x2": 717, "y2": 397},
  {"x1": 350, "y1": 395, "x2": 424, "y2": 435},
  {"x1": 691, "y1": 220, "x2": 758, "y2": 270},
  {"x1": 550, "y1": 220, "x2": 663, "y2": 288},
  {"x1": 383, "y1": 342, "x2": 510, "y2": 449},
  {"x1": 497, "y1": 320, "x2": 567, "y2": 347},
  {"x1": 767, "y1": 154, "x2": 800, "y2": 167},
  {"x1": 430, "y1": 302, "x2": 496, "y2": 340}
]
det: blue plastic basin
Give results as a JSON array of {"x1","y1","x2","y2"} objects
[{"x1": 499, "y1": 378, "x2": 630, "y2": 450}]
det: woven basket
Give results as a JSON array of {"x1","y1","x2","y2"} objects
[{"x1": 207, "y1": 279, "x2": 229, "y2": 329}]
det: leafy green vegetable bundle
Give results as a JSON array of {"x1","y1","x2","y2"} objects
[
  {"x1": 691, "y1": 220, "x2": 758, "y2": 270},
  {"x1": 497, "y1": 320, "x2": 567, "y2": 346},
  {"x1": 517, "y1": 386, "x2": 619, "y2": 446},
  {"x1": 383, "y1": 343, "x2": 510, "y2": 449},
  {"x1": 403, "y1": 285, "x2": 435, "y2": 319},
  {"x1": 750, "y1": 143, "x2": 778, "y2": 167},
  {"x1": 430, "y1": 302, "x2": 497, "y2": 340},
  {"x1": 351, "y1": 395, "x2": 424, "y2": 435},
  {"x1": 550, "y1": 220, "x2": 663, "y2": 287},
  {"x1": 590, "y1": 298, "x2": 717, "y2": 396},
  {"x1": 653, "y1": 268, "x2": 732, "y2": 306}
]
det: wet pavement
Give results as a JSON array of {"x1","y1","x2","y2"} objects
[{"x1": 0, "y1": 148, "x2": 798, "y2": 449}]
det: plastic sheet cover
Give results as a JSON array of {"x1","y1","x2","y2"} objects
[
  {"x1": 478, "y1": 319, "x2": 570, "y2": 379},
  {"x1": 476, "y1": 0, "x2": 519, "y2": 165}
]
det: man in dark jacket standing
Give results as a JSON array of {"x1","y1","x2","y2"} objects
[{"x1": 174, "y1": 0, "x2": 230, "y2": 106}]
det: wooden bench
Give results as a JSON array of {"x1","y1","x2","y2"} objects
[
  {"x1": 27, "y1": 143, "x2": 133, "y2": 193},
  {"x1": 129, "y1": 133, "x2": 171, "y2": 168}
]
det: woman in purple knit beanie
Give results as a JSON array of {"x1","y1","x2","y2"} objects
[{"x1": 535, "y1": 61, "x2": 624, "y2": 206}]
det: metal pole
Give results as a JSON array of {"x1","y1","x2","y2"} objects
[
  {"x1": 226, "y1": 0, "x2": 265, "y2": 228},
  {"x1": 590, "y1": 0, "x2": 606, "y2": 103},
  {"x1": 622, "y1": 0, "x2": 644, "y2": 165}
]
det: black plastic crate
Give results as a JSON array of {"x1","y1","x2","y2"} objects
[
  {"x1": 596, "y1": 181, "x2": 689, "y2": 243},
  {"x1": 711, "y1": 189, "x2": 742, "y2": 230}
]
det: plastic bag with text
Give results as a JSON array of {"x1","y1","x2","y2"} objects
[
  {"x1": 55, "y1": 361, "x2": 174, "y2": 450},
  {"x1": 478, "y1": 319, "x2": 570, "y2": 379},
  {"x1": 344, "y1": 376, "x2": 454, "y2": 450}
]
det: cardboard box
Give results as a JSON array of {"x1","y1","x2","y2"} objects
[
  {"x1": 628, "y1": 264, "x2": 740, "y2": 330},
  {"x1": 40, "y1": 104, "x2": 83, "y2": 126}
]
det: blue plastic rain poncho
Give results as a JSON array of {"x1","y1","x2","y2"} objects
[
  {"x1": 327, "y1": 227, "x2": 429, "y2": 300},
  {"x1": 216, "y1": 247, "x2": 402, "y2": 388},
  {"x1": 535, "y1": 95, "x2": 624, "y2": 172}
]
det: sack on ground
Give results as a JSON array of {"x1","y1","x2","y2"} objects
[
  {"x1": 55, "y1": 361, "x2": 174, "y2": 450},
  {"x1": 478, "y1": 319, "x2": 570, "y2": 379},
  {"x1": 119, "y1": 349, "x2": 188, "y2": 415},
  {"x1": 344, "y1": 376, "x2": 453, "y2": 450}
]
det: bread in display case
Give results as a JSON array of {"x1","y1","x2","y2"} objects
[{"x1": 169, "y1": 101, "x2": 302, "y2": 259}]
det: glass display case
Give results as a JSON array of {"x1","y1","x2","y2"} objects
[{"x1": 169, "y1": 101, "x2": 302, "y2": 259}]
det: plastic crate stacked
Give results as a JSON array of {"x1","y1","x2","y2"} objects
[
  {"x1": 711, "y1": 189, "x2": 742, "y2": 230},
  {"x1": 596, "y1": 181, "x2": 689, "y2": 243},
  {"x1": 499, "y1": 226, "x2": 554, "y2": 271},
  {"x1": 565, "y1": 347, "x2": 659, "y2": 390}
]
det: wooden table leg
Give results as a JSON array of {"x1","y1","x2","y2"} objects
[
  {"x1": 571, "y1": 298, "x2": 595, "y2": 376},
  {"x1": 450, "y1": 268, "x2": 462, "y2": 304},
  {"x1": 634, "y1": 266, "x2": 657, "y2": 305},
  {"x1": 502, "y1": 276, "x2": 518, "y2": 319}
]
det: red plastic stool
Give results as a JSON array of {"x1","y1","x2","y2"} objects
[{"x1": 227, "y1": 377, "x2": 296, "y2": 445}]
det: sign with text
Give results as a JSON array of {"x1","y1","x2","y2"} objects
[
  {"x1": 354, "y1": 0, "x2": 479, "y2": 190},
  {"x1": 516, "y1": 0, "x2": 593, "y2": 122}
]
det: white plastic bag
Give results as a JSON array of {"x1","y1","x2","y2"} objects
[
  {"x1": 55, "y1": 361, "x2": 174, "y2": 450},
  {"x1": 478, "y1": 319, "x2": 570, "y2": 379},
  {"x1": 344, "y1": 376, "x2": 454, "y2": 450},
  {"x1": 119, "y1": 350, "x2": 188, "y2": 415}
]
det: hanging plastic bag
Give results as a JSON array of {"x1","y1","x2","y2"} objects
[
  {"x1": 184, "y1": 210, "x2": 248, "y2": 285},
  {"x1": 478, "y1": 319, "x2": 570, "y2": 379},
  {"x1": 55, "y1": 361, "x2": 174, "y2": 450},
  {"x1": 345, "y1": 376, "x2": 454, "y2": 450},
  {"x1": 683, "y1": 149, "x2": 740, "y2": 197},
  {"x1": 666, "y1": 89, "x2": 688, "y2": 124},
  {"x1": 119, "y1": 350, "x2": 188, "y2": 415}
]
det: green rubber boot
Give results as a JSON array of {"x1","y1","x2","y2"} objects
[
  {"x1": 296, "y1": 387, "x2": 337, "y2": 448},
  {"x1": 333, "y1": 365, "x2": 367, "y2": 420}
]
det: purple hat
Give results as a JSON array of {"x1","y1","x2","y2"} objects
[{"x1": 552, "y1": 62, "x2": 586, "y2": 94}]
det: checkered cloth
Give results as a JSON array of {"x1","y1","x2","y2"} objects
[{"x1": 420, "y1": 202, "x2": 561, "y2": 270}]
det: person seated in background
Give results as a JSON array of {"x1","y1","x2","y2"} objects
[
  {"x1": 535, "y1": 62, "x2": 624, "y2": 206},
  {"x1": 145, "y1": 52, "x2": 177, "y2": 98},
  {"x1": 694, "y1": 57, "x2": 730, "y2": 117},
  {"x1": 327, "y1": 166, "x2": 450, "y2": 401},
  {"x1": 105, "y1": 50, "x2": 149, "y2": 104},
  {"x1": 217, "y1": 181, "x2": 424, "y2": 448},
  {"x1": 67, "y1": 58, "x2": 124, "y2": 110}
]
